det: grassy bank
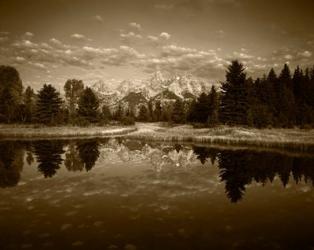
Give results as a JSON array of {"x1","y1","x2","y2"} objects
[
  {"x1": 0, "y1": 124, "x2": 137, "y2": 139},
  {"x1": 126, "y1": 123, "x2": 314, "y2": 152}
]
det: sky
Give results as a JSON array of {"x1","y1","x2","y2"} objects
[{"x1": 0, "y1": 0, "x2": 314, "y2": 90}]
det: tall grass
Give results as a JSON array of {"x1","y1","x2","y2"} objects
[{"x1": 126, "y1": 125, "x2": 314, "y2": 152}]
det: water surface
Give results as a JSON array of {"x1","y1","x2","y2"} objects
[{"x1": 0, "y1": 139, "x2": 314, "y2": 250}]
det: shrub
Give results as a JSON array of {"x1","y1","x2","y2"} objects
[{"x1": 121, "y1": 116, "x2": 135, "y2": 126}]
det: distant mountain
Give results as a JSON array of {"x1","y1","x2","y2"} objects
[{"x1": 90, "y1": 72, "x2": 212, "y2": 108}]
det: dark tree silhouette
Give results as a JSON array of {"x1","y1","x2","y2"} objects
[
  {"x1": 35, "y1": 84, "x2": 63, "y2": 125},
  {"x1": 137, "y1": 105, "x2": 150, "y2": 122},
  {"x1": 77, "y1": 140, "x2": 100, "y2": 171},
  {"x1": 154, "y1": 100, "x2": 162, "y2": 121},
  {"x1": 78, "y1": 87, "x2": 100, "y2": 123},
  {"x1": 0, "y1": 142, "x2": 24, "y2": 188},
  {"x1": 220, "y1": 60, "x2": 249, "y2": 125},
  {"x1": 33, "y1": 141, "x2": 65, "y2": 178},
  {"x1": 0, "y1": 65, "x2": 23, "y2": 123},
  {"x1": 171, "y1": 99, "x2": 185, "y2": 123},
  {"x1": 207, "y1": 86, "x2": 219, "y2": 126}
]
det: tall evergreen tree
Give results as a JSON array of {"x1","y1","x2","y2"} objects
[
  {"x1": 154, "y1": 100, "x2": 162, "y2": 121},
  {"x1": 277, "y1": 64, "x2": 296, "y2": 127},
  {"x1": 35, "y1": 84, "x2": 63, "y2": 125},
  {"x1": 171, "y1": 99, "x2": 185, "y2": 124},
  {"x1": 137, "y1": 105, "x2": 150, "y2": 122},
  {"x1": 219, "y1": 60, "x2": 249, "y2": 125},
  {"x1": 77, "y1": 87, "x2": 99, "y2": 123},
  {"x1": 207, "y1": 86, "x2": 219, "y2": 126}
]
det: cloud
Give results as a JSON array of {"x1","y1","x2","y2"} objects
[
  {"x1": 93, "y1": 15, "x2": 103, "y2": 23},
  {"x1": 128, "y1": 22, "x2": 142, "y2": 31},
  {"x1": 71, "y1": 33, "x2": 86, "y2": 40},
  {"x1": 0, "y1": 36, "x2": 9, "y2": 43},
  {"x1": 120, "y1": 32, "x2": 143, "y2": 42},
  {"x1": 141, "y1": 44, "x2": 227, "y2": 79},
  {"x1": 153, "y1": 4, "x2": 174, "y2": 10},
  {"x1": 24, "y1": 32, "x2": 34, "y2": 38},
  {"x1": 160, "y1": 32, "x2": 171, "y2": 40},
  {"x1": 298, "y1": 50, "x2": 312, "y2": 58},
  {"x1": 49, "y1": 38, "x2": 62, "y2": 46}
]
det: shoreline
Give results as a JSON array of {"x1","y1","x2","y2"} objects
[{"x1": 0, "y1": 123, "x2": 314, "y2": 152}]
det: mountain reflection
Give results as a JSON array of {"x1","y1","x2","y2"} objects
[{"x1": 0, "y1": 139, "x2": 313, "y2": 203}]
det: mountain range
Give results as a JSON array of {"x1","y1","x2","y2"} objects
[{"x1": 91, "y1": 71, "x2": 212, "y2": 108}]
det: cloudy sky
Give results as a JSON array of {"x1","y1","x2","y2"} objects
[{"x1": 0, "y1": 0, "x2": 314, "y2": 90}]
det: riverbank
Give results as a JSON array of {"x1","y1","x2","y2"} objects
[
  {"x1": 0, "y1": 123, "x2": 314, "y2": 151},
  {"x1": 0, "y1": 124, "x2": 137, "y2": 139},
  {"x1": 126, "y1": 123, "x2": 314, "y2": 152}
]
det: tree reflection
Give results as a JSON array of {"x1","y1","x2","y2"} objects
[
  {"x1": 65, "y1": 142, "x2": 84, "y2": 172},
  {"x1": 216, "y1": 149, "x2": 314, "y2": 203},
  {"x1": 0, "y1": 141, "x2": 24, "y2": 188},
  {"x1": 33, "y1": 140, "x2": 65, "y2": 178},
  {"x1": 77, "y1": 140, "x2": 100, "y2": 171},
  {"x1": 193, "y1": 146, "x2": 218, "y2": 165}
]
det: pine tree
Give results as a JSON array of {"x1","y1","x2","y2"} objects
[
  {"x1": 194, "y1": 93, "x2": 211, "y2": 123},
  {"x1": 77, "y1": 87, "x2": 99, "y2": 123},
  {"x1": 219, "y1": 60, "x2": 249, "y2": 125},
  {"x1": 207, "y1": 86, "x2": 219, "y2": 127},
  {"x1": 101, "y1": 105, "x2": 112, "y2": 122},
  {"x1": 35, "y1": 84, "x2": 63, "y2": 125},
  {"x1": 277, "y1": 64, "x2": 296, "y2": 127},
  {"x1": 171, "y1": 99, "x2": 185, "y2": 124},
  {"x1": 137, "y1": 105, "x2": 150, "y2": 122},
  {"x1": 154, "y1": 100, "x2": 162, "y2": 121}
]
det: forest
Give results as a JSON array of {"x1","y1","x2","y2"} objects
[{"x1": 0, "y1": 60, "x2": 314, "y2": 128}]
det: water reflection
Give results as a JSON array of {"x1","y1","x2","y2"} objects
[
  {"x1": 0, "y1": 141, "x2": 24, "y2": 188},
  {"x1": 33, "y1": 140, "x2": 65, "y2": 178},
  {"x1": 0, "y1": 139, "x2": 313, "y2": 203}
]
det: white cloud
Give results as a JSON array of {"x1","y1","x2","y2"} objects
[
  {"x1": 120, "y1": 32, "x2": 143, "y2": 41},
  {"x1": 284, "y1": 54, "x2": 293, "y2": 60},
  {"x1": 160, "y1": 32, "x2": 171, "y2": 40},
  {"x1": 128, "y1": 22, "x2": 142, "y2": 31},
  {"x1": 71, "y1": 33, "x2": 86, "y2": 40},
  {"x1": 93, "y1": 15, "x2": 103, "y2": 22},
  {"x1": 24, "y1": 32, "x2": 34, "y2": 37},
  {"x1": 49, "y1": 38, "x2": 62, "y2": 46},
  {"x1": 153, "y1": 4, "x2": 174, "y2": 10},
  {"x1": 298, "y1": 50, "x2": 312, "y2": 58}
]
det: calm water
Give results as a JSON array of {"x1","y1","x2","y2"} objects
[{"x1": 1, "y1": 138, "x2": 314, "y2": 250}]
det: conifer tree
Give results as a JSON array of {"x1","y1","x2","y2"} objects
[
  {"x1": 137, "y1": 105, "x2": 150, "y2": 122},
  {"x1": 77, "y1": 87, "x2": 99, "y2": 123},
  {"x1": 154, "y1": 100, "x2": 162, "y2": 121},
  {"x1": 219, "y1": 60, "x2": 249, "y2": 125},
  {"x1": 171, "y1": 99, "x2": 185, "y2": 124},
  {"x1": 277, "y1": 64, "x2": 296, "y2": 127},
  {"x1": 35, "y1": 84, "x2": 63, "y2": 125},
  {"x1": 207, "y1": 86, "x2": 219, "y2": 126}
]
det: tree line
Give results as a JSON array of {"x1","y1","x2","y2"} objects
[{"x1": 0, "y1": 61, "x2": 314, "y2": 128}]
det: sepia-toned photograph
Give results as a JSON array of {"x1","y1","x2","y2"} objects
[{"x1": 0, "y1": 0, "x2": 314, "y2": 249}]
